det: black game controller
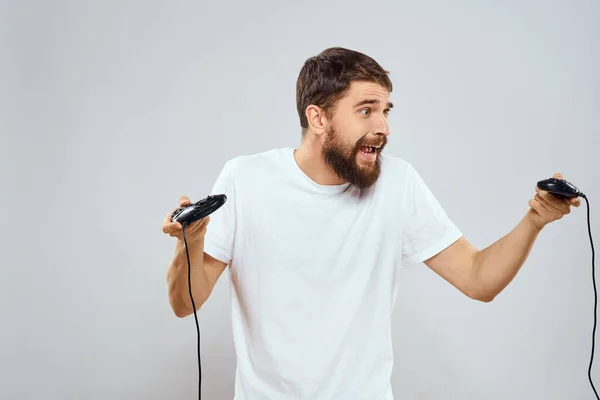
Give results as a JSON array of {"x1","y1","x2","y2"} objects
[
  {"x1": 537, "y1": 177, "x2": 585, "y2": 199},
  {"x1": 171, "y1": 194, "x2": 227, "y2": 226}
]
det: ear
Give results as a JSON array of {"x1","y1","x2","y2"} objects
[{"x1": 305, "y1": 105, "x2": 329, "y2": 136}]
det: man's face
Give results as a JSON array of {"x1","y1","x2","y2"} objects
[{"x1": 321, "y1": 81, "x2": 393, "y2": 189}]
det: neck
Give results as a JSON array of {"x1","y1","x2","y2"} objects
[{"x1": 294, "y1": 134, "x2": 345, "y2": 186}]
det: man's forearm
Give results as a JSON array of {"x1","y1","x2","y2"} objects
[
  {"x1": 167, "y1": 238, "x2": 210, "y2": 317},
  {"x1": 471, "y1": 209, "x2": 544, "y2": 301}
]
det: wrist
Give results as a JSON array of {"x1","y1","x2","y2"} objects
[
  {"x1": 176, "y1": 233, "x2": 205, "y2": 246},
  {"x1": 524, "y1": 209, "x2": 546, "y2": 233}
]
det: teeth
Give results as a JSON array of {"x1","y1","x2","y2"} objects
[{"x1": 361, "y1": 144, "x2": 381, "y2": 153}]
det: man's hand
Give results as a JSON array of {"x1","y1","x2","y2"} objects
[
  {"x1": 527, "y1": 172, "x2": 581, "y2": 231},
  {"x1": 162, "y1": 195, "x2": 210, "y2": 243}
]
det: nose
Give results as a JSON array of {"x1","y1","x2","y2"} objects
[{"x1": 375, "y1": 113, "x2": 391, "y2": 136}]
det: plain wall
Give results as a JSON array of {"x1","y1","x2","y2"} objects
[{"x1": 2, "y1": 0, "x2": 598, "y2": 399}]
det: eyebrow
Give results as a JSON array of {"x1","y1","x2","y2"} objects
[{"x1": 353, "y1": 99, "x2": 394, "y2": 109}]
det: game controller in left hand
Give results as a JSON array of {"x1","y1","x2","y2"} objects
[{"x1": 537, "y1": 177, "x2": 584, "y2": 199}]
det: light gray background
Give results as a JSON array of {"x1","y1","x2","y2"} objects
[{"x1": 2, "y1": 0, "x2": 598, "y2": 399}]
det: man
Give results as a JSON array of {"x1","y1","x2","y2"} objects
[{"x1": 162, "y1": 47, "x2": 580, "y2": 399}]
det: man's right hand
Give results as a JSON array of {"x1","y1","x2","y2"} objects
[{"x1": 162, "y1": 195, "x2": 210, "y2": 242}]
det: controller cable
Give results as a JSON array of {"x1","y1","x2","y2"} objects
[
  {"x1": 181, "y1": 222, "x2": 202, "y2": 400},
  {"x1": 171, "y1": 194, "x2": 226, "y2": 400},
  {"x1": 582, "y1": 194, "x2": 598, "y2": 399}
]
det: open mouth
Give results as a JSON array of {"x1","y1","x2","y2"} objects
[{"x1": 359, "y1": 144, "x2": 381, "y2": 154}]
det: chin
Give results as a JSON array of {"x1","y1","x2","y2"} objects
[{"x1": 356, "y1": 155, "x2": 379, "y2": 167}]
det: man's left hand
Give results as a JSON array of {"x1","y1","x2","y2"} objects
[{"x1": 527, "y1": 172, "x2": 581, "y2": 230}]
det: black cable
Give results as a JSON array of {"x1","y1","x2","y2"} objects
[
  {"x1": 182, "y1": 223, "x2": 202, "y2": 400},
  {"x1": 583, "y1": 194, "x2": 598, "y2": 399}
]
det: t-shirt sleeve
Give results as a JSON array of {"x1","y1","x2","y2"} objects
[
  {"x1": 401, "y1": 163, "x2": 463, "y2": 267},
  {"x1": 203, "y1": 160, "x2": 236, "y2": 265}
]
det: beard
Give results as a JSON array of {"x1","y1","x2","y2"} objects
[{"x1": 321, "y1": 124, "x2": 386, "y2": 189}]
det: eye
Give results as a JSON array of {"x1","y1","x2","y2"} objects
[{"x1": 359, "y1": 108, "x2": 370, "y2": 115}]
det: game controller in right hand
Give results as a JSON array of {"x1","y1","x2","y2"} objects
[
  {"x1": 162, "y1": 196, "x2": 210, "y2": 242},
  {"x1": 171, "y1": 194, "x2": 227, "y2": 226},
  {"x1": 163, "y1": 194, "x2": 227, "y2": 242}
]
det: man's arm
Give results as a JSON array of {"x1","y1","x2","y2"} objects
[
  {"x1": 166, "y1": 241, "x2": 227, "y2": 317},
  {"x1": 424, "y1": 173, "x2": 580, "y2": 302},
  {"x1": 424, "y1": 211, "x2": 542, "y2": 302},
  {"x1": 162, "y1": 196, "x2": 229, "y2": 317}
]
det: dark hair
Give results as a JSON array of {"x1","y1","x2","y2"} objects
[{"x1": 296, "y1": 47, "x2": 393, "y2": 135}]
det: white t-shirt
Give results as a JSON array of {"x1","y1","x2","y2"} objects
[{"x1": 203, "y1": 147, "x2": 462, "y2": 400}]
